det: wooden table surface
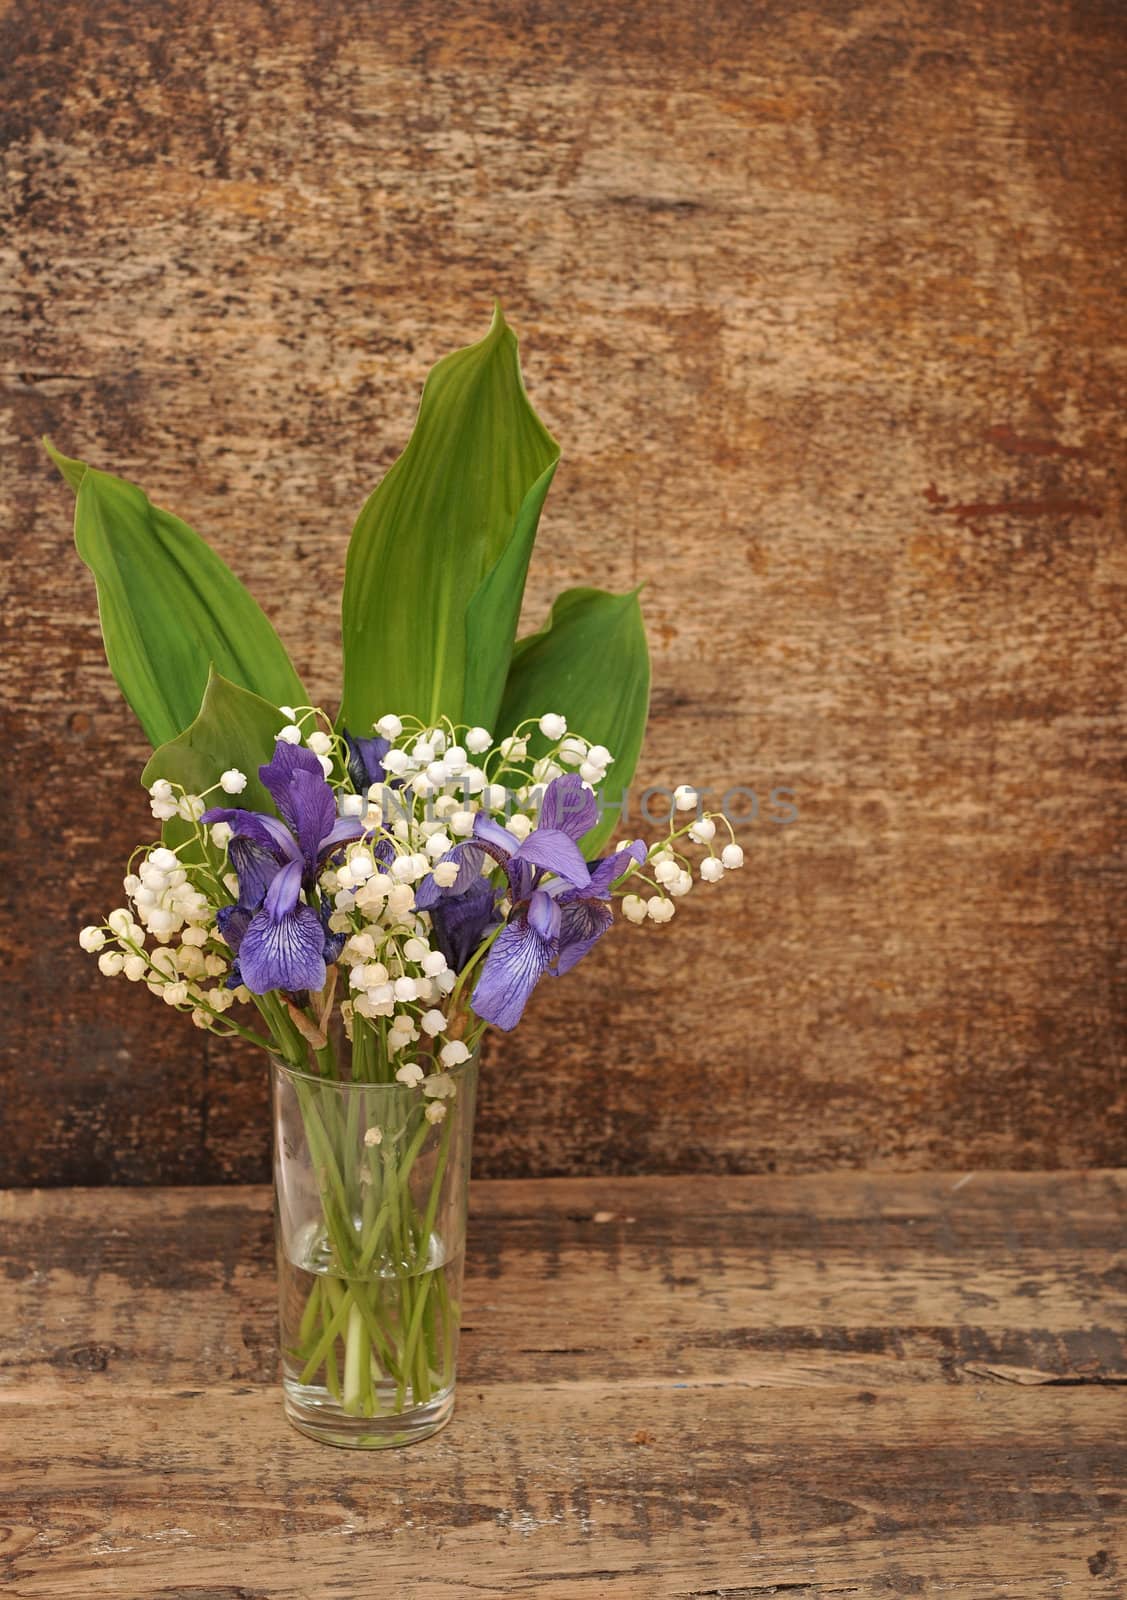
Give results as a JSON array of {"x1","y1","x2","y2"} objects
[{"x1": 1, "y1": 1171, "x2": 1124, "y2": 1598}]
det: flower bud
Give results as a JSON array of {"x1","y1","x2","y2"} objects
[
  {"x1": 345, "y1": 932, "x2": 377, "y2": 962},
  {"x1": 621, "y1": 895, "x2": 647, "y2": 925},
  {"x1": 557, "y1": 736, "x2": 588, "y2": 766}
]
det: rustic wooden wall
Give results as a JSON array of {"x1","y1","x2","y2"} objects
[{"x1": 1, "y1": 0, "x2": 1123, "y2": 1185}]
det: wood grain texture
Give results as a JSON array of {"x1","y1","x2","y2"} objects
[
  {"x1": 1, "y1": 1171, "x2": 1125, "y2": 1597},
  {"x1": 1, "y1": 1, "x2": 1125, "y2": 1183}
]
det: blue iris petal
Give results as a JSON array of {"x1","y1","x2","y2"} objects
[
  {"x1": 238, "y1": 857, "x2": 327, "y2": 994},
  {"x1": 512, "y1": 827, "x2": 591, "y2": 891},
  {"x1": 429, "y1": 878, "x2": 501, "y2": 971},
  {"x1": 283, "y1": 769, "x2": 340, "y2": 879},
  {"x1": 470, "y1": 908, "x2": 556, "y2": 1031},
  {"x1": 584, "y1": 839, "x2": 647, "y2": 900},
  {"x1": 537, "y1": 773, "x2": 598, "y2": 842},
  {"x1": 227, "y1": 836, "x2": 284, "y2": 910},
  {"x1": 552, "y1": 898, "x2": 614, "y2": 976},
  {"x1": 258, "y1": 742, "x2": 327, "y2": 832},
  {"x1": 216, "y1": 902, "x2": 252, "y2": 956},
  {"x1": 345, "y1": 732, "x2": 391, "y2": 792}
]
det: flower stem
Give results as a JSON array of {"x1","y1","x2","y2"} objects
[{"x1": 342, "y1": 1303, "x2": 369, "y2": 1413}]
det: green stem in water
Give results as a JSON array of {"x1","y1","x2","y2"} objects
[
  {"x1": 300, "y1": 1283, "x2": 354, "y2": 1385},
  {"x1": 297, "y1": 1277, "x2": 322, "y2": 1348},
  {"x1": 342, "y1": 1302, "x2": 370, "y2": 1413},
  {"x1": 395, "y1": 1109, "x2": 454, "y2": 1404}
]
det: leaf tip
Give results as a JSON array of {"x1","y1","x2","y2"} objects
[
  {"x1": 43, "y1": 437, "x2": 88, "y2": 492},
  {"x1": 482, "y1": 298, "x2": 516, "y2": 355}
]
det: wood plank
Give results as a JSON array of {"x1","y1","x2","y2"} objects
[
  {"x1": 1, "y1": 1174, "x2": 1124, "y2": 1595},
  {"x1": 2, "y1": 1386, "x2": 1123, "y2": 1598},
  {"x1": 3, "y1": 1172, "x2": 1125, "y2": 1392},
  {"x1": 2, "y1": 0, "x2": 1126, "y2": 1183}
]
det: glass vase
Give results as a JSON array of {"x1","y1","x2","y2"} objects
[{"x1": 271, "y1": 1053, "x2": 477, "y2": 1449}]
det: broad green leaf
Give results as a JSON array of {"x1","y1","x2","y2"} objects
[
  {"x1": 498, "y1": 587, "x2": 651, "y2": 854},
  {"x1": 340, "y1": 306, "x2": 559, "y2": 733},
  {"x1": 462, "y1": 458, "x2": 558, "y2": 729},
  {"x1": 141, "y1": 668, "x2": 285, "y2": 817},
  {"x1": 46, "y1": 440, "x2": 306, "y2": 748}
]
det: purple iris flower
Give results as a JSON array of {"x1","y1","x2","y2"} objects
[
  {"x1": 203, "y1": 740, "x2": 363, "y2": 995},
  {"x1": 417, "y1": 774, "x2": 646, "y2": 1031}
]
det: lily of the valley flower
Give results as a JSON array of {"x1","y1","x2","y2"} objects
[
  {"x1": 417, "y1": 774, "x2": 645, "y2": 1030},
  {"x1": 203, "y1": 740, "x2": 363, "y2": 994}
]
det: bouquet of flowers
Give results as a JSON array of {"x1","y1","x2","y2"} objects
[{"x1": 56, "y1": 310, "x2": 744, "y2": 1447}]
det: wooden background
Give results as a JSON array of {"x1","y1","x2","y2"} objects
[{"x1": 1, "y1": 0, "x2": 1123, "y2": 1185}]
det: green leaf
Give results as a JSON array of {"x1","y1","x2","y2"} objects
[
  {"x1": 45, "y1": 441, "x2": 87, "y2": 492},
  {"x1": 462, "y1": 458, "x2": 558, "y2": 729},
  {"x1": 46, "y1": 440, "x2": 307, "y2": 748},
  {"x1": 498, "y1": 587, "x2": 651, "y2": 854},
  {"x1": 141, "y1": 667, "x2": 285, "y2": 816},
  {"x1": 340, "y1": 306, "x2": 560, "y2": 733}
]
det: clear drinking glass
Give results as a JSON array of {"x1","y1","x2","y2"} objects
[{"x1": 271, "y1": 1054, "x2": 477, "y2": 1448}]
